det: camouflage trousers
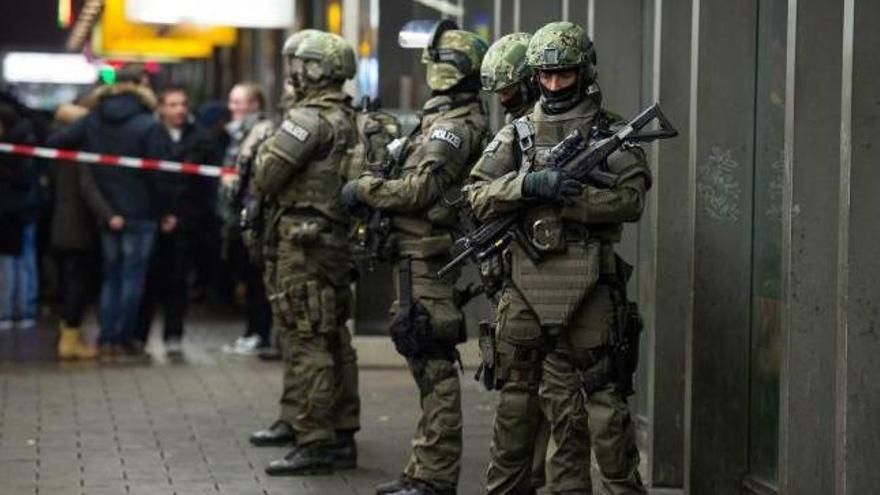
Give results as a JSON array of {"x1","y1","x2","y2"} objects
[
  {"x1": 393, "y1": 258, "x2": 464, "y2": 493},
  {"x1": 264, "y1": 236, "x2": 361, "y2": 446},
  {"x1": 487, "y1": 284, "x2": 645, "y2": 495}
]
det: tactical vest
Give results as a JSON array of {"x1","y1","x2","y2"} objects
[
  {"x1": 508, "y1": 102, "x2": 620, "y2": 327},
  {"x1": 392, "y1": 95, "x2": 488, "y2": 258},
  {"x1": 276, "y1": 96, "x2": 358, "y2": 225}
]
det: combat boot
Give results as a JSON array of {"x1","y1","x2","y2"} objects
[
  {"x1": 250, "y1": 420, "x2": 296, "y2": 447},
  {"x1": 57, "y1": 324, "x2": 97, "y2": 360},
  {"x1": 264, "y1": 443, "x2": 334, "y2": 476},
  {"x1": 329, "y1": 430, "x2": 357, "y2": 469},
  {"x1": 385, "y1": 479, "x2": 455, "y2": 495},
  {"x1": 376, "y1": 475, "x2": 412, "y2": 494}
]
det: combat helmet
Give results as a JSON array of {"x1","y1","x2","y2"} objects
[
  {"x1": 293, "y1": 31, "x2": 357, "y2": 88},
  {"x1": 281, "y1": 29, "x2": 322, "y2": 90},
  {"x1": 526, "y1": 21, "x2": 599, "y2": 112},
  {"x1": 399, "y1": 20, "x2": 488, "y2": 92},
  {"x1": 481, "y1": 32, "x2": 537, "y2": 115}
]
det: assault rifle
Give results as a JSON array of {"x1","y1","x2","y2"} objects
[
  {"x1": 351, "y1": 140, "x2": 408, "y2": 265},
  {"x1": 436, "y1": 102, "x2": 678, "y2": 278}
]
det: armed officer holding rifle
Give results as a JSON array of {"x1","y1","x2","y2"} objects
[
  {"x1": 467, "y1": 22, "x2": 653, "y2": 494},
  {"x1": 342, "y1": 20, "x2": 489, "y2": 495}
]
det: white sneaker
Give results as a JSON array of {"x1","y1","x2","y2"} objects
[
  {"x1": 0, "y1": 320, "x2": 12, "y2": 331},
  {"x1": 222, "y1": 335, "x2": 263, "y2": 355}
]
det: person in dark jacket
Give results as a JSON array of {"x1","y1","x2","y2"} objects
[
  {"x1": 49, "y1": 102, "x2": 98, "y2": 358},
  {"x1": 0, "y1": 98, "x2": 39, "y2": 330},
  {"x1": 47, "y1": 66, "x2": 168, "y2": 359},
  {"x1": 137, "y1": 85, "x2": 210, "y2": 356}
]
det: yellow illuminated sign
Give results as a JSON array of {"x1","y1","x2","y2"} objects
[
  {"x1": 96, "y1": 0, "x2": 237, "y2": 59},
  {"x1": 327, "y1": 1, "x2": 342, "y2": 35}
]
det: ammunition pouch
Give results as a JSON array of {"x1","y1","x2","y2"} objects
[
  {"x1": 270, "y1": 280, "x2": 339, "y2": 337},
  {"x1": 495, "y1": 339, "x2": 543, "y2": 388}
]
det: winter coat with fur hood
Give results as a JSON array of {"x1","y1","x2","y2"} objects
[{"x1": 48, "y1": 83, "x2": 162, "y2": 223}]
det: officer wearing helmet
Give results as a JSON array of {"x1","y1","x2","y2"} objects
[
  {"x1": 341, "y1": 20, "x2": 490, "y2": 495},
  {"x1": 468, "y1": 21, "x2": 650, "y2": 494},
  {"x1": 249, "y1": 30, "x2": 362, "y2": 476},
  {"x1": 481, "y1": 32, "x2": 539, "y2": 121},
  {"x1": 246, "y1": 30, "x2": 361, "y2": 475}
]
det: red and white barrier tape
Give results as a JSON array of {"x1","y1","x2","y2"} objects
[{"x1": 0, "y1": 143, "x2": 237, "y2": 178}]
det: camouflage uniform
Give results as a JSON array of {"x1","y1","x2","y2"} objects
[
  {"x1": 348, "y1": 27, "x2": 490, "y2": 495},
  {"x1": 480, "y1": 32, "x2": 553, "y2": 493},
  {"x1": 469, "y1": 22, "x2": 648, "y2": 494},
  {"x1": 252, "y1": 32, "x2": 361, "y2": 474}
]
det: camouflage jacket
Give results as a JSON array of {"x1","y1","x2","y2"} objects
[
  {"x1": 252, "y1": 90, "x2": 357, "y2": 225},
  {"x1": 354, "y1": 92, "x2": 489, "y2": 259}
]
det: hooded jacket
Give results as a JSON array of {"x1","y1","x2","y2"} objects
[{"x1": 48, "y1": 83, "x2": 161, "y2": 223}]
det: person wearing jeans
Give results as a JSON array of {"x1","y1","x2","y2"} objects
[
  {"x1": 98, "y1": 219, "x2": 157, "y2": 348},
  {"x1": 0, "y1": 222, "x2": 38, "y2": 329},
  {"x1": 0, "y1": 95, "x2": 39, "y2": 330},
  {"x1": 46, "y1": 65, "x2": 167, "y2": 359}
]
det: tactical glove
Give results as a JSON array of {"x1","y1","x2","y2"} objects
[
  {"x1": 340, "y1": 179, "x2": 362, "y2": 210},
  {"x1": 521, "y1": 168, "x2": 583, "y2": 201}
]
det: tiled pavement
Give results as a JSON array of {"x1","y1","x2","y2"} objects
[{"x1": 0, "y1": 311, "x2": 496, "y2": 495}]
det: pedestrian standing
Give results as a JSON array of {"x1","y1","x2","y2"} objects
[
  {"x1": 48, "y1": 101, "x2": 98, "y2": 359},
  {"x1": 137, "y1": 84, "x2": 207, "y2": 357},
  {"x1": 48, "y1": 65, "x2": 170, "y2": 361},
  {"x1": 0, "y1": 96, "x2": 39, "y2": 330},
  {"x1": 219, "y1": 82, "x2": 274, "y2": 355}
]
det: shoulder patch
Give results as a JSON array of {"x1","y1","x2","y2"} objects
[
  {"x1": 429, "y1": 128, "x2": 462, "y2": 149},
  {"x1": 484, "y1": 139, "x2": 502, "y2": 154},
  {"x1": 281, "y1": 120, "x2": 311, "y2": 142}
]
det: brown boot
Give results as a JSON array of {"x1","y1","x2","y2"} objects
[{"x1": 57, "y1": 324, "x2": 97, "y2": 360}]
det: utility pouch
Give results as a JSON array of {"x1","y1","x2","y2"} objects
[
  {"x1": 319, "y1": 285, "x2": 337, "y2": 334},
  {"x1": 291, "y1": 284, "x2": 313, "y2": 336},
  {"x1": 268, "y1": 290, "x2": 294, "y2": 329},
  {"x1": 474, "y1": 320, "x2": 497, "y2": 391}
]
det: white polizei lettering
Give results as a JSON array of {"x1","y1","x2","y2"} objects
[
  {"x1": 430, "y1": 128, "x2": 462, "y2": 149},
  {"x1": 282, "y1": 120, "x2": 311, "y2": 142}
]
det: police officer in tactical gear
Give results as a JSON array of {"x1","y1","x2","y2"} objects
[
  {"x1": 481, "y1": 32, "x2": 539, "y2": 121},
  {"x1": 341, "y1": 20, "x2": 490, "y2": 495},
  {"x1": 250, "y1": 30, "x2": 362, "y2": 476},
  {"x1": 468, "y1": 21, "x2": 649, "y2": 494},
  {"x1": 479, "y1": 31, "x2": 557, "y2": 494}
]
